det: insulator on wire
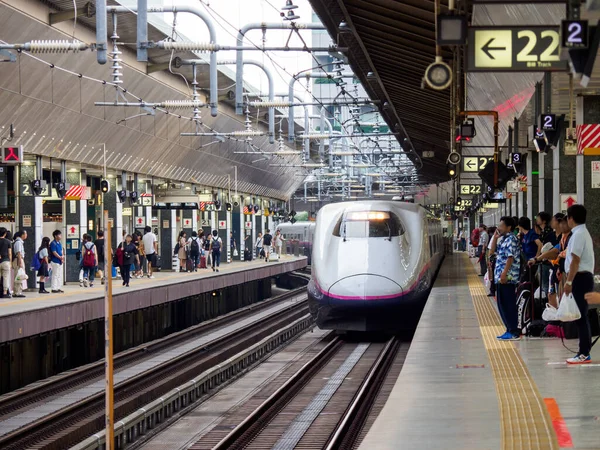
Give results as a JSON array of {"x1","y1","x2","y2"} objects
[
  {"x1": 28, "y1": 40, "x2": 88, "y2": 53},
  {"x1": 230, "y1": 130, "x2": 264, "y2": 137},
  {"x1": 248, "y1": 101, "x2": 292, "y2": 108},
  {"x1": 159, "y1": 42, "x2": 218, "y2": 52},
  {"x1": 161, "y1": 100, "x2": 206, "y2": 109}
]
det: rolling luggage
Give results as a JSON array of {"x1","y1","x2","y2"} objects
[
  {"x1": 186, "y1": 258, "x2": 194, "y2": 272},
  {"x1": 269, "y1": 252, "x2": 280, "y2": 262},
  {"x1": 155, "y1": 255, "x2": 162, "y2": 272},
  {"x1": 199, "y1": 255, "x2": 207, "y2": 269}
]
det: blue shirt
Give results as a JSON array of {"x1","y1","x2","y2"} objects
[
  {"x1": 50, "y1": 240, "x2": 63, "y2": 264},
  {"x1": 521, "y1": 230, "x2": 539, "y2": 261},
  {"x1": 494, "y1": 233, "x2": 521, "y2": 284}
]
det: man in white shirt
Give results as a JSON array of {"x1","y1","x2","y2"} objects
[
  {"x1": 142, "y1": 226, "x2": 158, "y2": 279},
  {"x1": 564, "y1": 204, "x2": 595, "y2": 364}
]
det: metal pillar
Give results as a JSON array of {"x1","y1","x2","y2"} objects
[
  {"x1": 96, "y1": 0, "x2": 107, "y2": 64},
  {"x1": 136, "y1": 0, "x2": 148, "y2": 62},
  {"x1": 576, "y1": 96, "x2": 585, "y2": 204}
]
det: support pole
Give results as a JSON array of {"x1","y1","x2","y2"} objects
[
  {"x1": 96, "y1": 0, "x2": 107, "y2": 64},
  {"x1": 136, "y1": 0, "x2": 148, "y2": 62},
  {"x1": 104, "y1": 209, "x2": 114, "y2": 450}
]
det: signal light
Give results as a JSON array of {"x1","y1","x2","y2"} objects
[
  {"x1": 253, "y1": 205, "x2": 260, "y2": 213},
  {"x1": 447, "y1": 163, "x2": 458, "y2": 178},
  {"x1": 100, "y1": 179, "x2": 110, "y2": 193},
  {"x1": 225, "y1": 202, "x2": 232, "y2": 211},
  {"x1": 54, "y1": 181, "x2": 68, "y2": 198},
  {"x1": 130, "y1": 191, "x2": 139, "y2": 204},
  {"x1": 214, "y1": 200, "x2": 221, "y2": 210}
]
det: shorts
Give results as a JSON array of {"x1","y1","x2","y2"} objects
[
  {"x1": 97, "y1": 260, "x2": 105, "y2": 271},
  {"x1": 146, "y1": 253, "x2": 157, "y2": 266},
  {"x1": 263, "y1": 245, "x2": 272, "y2": 254}
]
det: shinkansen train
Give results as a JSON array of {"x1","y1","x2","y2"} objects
[
  {"x1": 307, "y1": 201, "x2": 444, "y2": 331},
  {"x1": 276, "y1": 221, "x2": 315, "y2": 264}
]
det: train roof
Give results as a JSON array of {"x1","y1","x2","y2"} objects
[{"x1": 318, "y1": 200, "x2": 425, "y2": 215}]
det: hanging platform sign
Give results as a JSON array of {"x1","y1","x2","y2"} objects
[{"x1": 467, "y1": 26, "x2": 567, "y2": 72}]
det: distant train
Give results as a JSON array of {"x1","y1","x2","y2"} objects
[
  {"x1": 308, "y1": 201, "x2": 444, "y2": 332},
  {"x1": 276, "y1": 221, "x2": 315, "y2": 264}
]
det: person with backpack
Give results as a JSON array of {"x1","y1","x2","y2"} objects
[
  {"x1": 263, "y1": 229, "x2": 273, "y2": 262},
  {"x1": 82, "y1": 234, "x2": 97, "y2": 287},
  {"x1": 203, "y1": 233, "x2": 212, "y2": 268},
  {"x1": 36, "y1": 237, "x2": 51, "y2": 294},
  {"x1": 188, "y1": 231, "x2": 201, "y2": 272},
  {"x1": 211, "y1": 230, "x2": 222, "y2": 272},
  {"x1": 94, "y1": 230, "x2": 106, "y2": 284},
  {"x1": 120, "y1": 235, "x2": 139, "y2": 287}
]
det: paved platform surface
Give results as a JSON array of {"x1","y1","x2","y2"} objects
[
  {"x1": 359, "y1": 253, "x2": 600, "y2": 450},
  {"x1": 0, "y1": 292, "x2": 307, "y2": 438},
  {"x1": 0, "y1": 256, "x2": 307, "y2": 343}
]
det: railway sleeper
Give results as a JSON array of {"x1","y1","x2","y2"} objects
[{"x1": 71, "y1": 315, "x2": 313, "y2": 450}]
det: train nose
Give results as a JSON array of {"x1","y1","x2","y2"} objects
[{"x1": 328, "y1": 274, "x2": 403, "y2": 300}]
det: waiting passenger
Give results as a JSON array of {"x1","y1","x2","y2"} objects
[
  {"x1": 211, "y1": 230, "x2": 222, "y2": 272},
  {"x1": 563, "y1": 205, "x2": 595, "y2": 364},
  {"x1": 478, "y1": 225, "x2": 488, "y2": 276},
  {"x1": 256, "y1": 232, "x2": 264, "y2": 259},
  {"x1": 177, "y1": 231, "x2": 188, "y2": 272},
  {"x1": 0, "y1": 228, "x2": 12, "y2": 298},
  {"x1": 230, "y1": 231, "x2": 237, "y2": 261},
  {"x1": 491, "y1": 217, "x2": 521, "y2": 340},
  {"x1": 37, "y1": 237, "x2": 50, "y2": 294},
  {"x1": 12, "y1": 230, "x2": 27, "y2": 298},
  {"x1": 203, "y1": 233, "x2": 212, "y2": 267},
  {"x1": 188, "y1": 231, "x2": 201, "y2": 272},
  {"x1": 50, "y1": 230, "x2": 64, "y2": 293},
  {"x1": 120, "y1": 234, "x2": 139, "y2": 287},
  {"x1": 94, "y1": 231, "x2": 105, "y2": 284},
  {"x1": 263, "y1": 229, "x2": 273, "y2": 262},
  {"x1": 81, "y1": 235, "x2": 97, "y2": 287},
  {"x1": 78, "y1": 233, "x2": 89, "y2": 287},
  {"x1": 142, "y1": 226, "x2": 157, "y2": 279},
  {"x1": 274, "y1": 230, "x2": 284, "y2": 257}
]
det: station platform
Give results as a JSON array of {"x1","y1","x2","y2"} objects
[
  {"x1": 0, "y1": 256, "x2": 307, "y2": 343},
  {"x1": 359, "y1": 253, "x2": 600, "y2": 450}
]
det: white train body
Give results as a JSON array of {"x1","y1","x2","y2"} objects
[{"x1": 308, "y1": 201, "x2": 443, "y2": 331}]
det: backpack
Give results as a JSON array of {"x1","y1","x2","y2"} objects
[
  {"x1": 31, "y1": 251, "x2": 42, "y2": 272},
  {"x1": 471, "y1": 228, "x2": 480, "y2": 246},
  {"x1": 190, "y1": 238, "x2": 200, "y2": 255},
  {"x1": 212, "y1": 237, "x2": 221, "y2": 250},
  {"x1": 174, "y1": 242, "x2": 180, "y2": 255},
  {"x1": 83, "y1": 243, "x2": 95, "y2": 268}
]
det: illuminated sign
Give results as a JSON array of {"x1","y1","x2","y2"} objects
[
  {"x1": 1, "y1": 146, "x2": 23, "y2": 164},
  {"x1": 561, "y1": 20, "x2": 588, "y2": 49},
  {"x1": 463, "y1": 156, "x2": 493, "y2": 172},
  {"x1": 460, "y1": 184, "x2": 482, "y2": 195},
  {"x1": 467, "y1": 26, "x2": 566, "y2": 72},
  {"x1": 540, "y1": 113, "x2": 556, "y2": 131}
]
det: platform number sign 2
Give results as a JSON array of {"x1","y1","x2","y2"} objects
[
  {"x1": 540, "y1": 114, "x2": 556, "y2": 131},
  {"x1": 561, "y1": 20, "x2": 588, "y2": 49}
]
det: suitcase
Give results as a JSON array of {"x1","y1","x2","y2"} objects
[
  {"x1": 244, "y1": 249, "x2": 252, "y2": 261},
  {"x1": 186, "y1": 258, "x2": 194, "y2": 272},
  {"x1": 199, "y1": 256, "x2": 207, "y2": 269},
  {"x1": 269, "y1": 253, "x2": 280, "y2": 262}
]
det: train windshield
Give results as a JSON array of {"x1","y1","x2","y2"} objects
[{"x1": 333, "y1": 211, "x2": 404, "y2": 239}]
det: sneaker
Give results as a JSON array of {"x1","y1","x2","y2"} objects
[
  {"x1": 148, "y1": 275, "x2": 155, "y2": 279},
  {"x1": 89, "y1": 283, "x2": 94, "y2": 287},
  {"x1": 14, "y1": 294, "x2": 26, "y2": 298},
  {"x1": 83, "y1": 279, "x2": 89, "y2": 288},
  {"x1": 101, "y1": 278, "x2": 105, "y2": 285},
  {"x1": 498, "y1": 333, "x2": 521, "y2": 341},
  {"x1": 79, "y1": 280, "x2": 83, "y2": 287},
  {"x1": 497, "y1": 332, "x2": 511, "y2": 340},
  {"x1": 51, "y1": 290, "x2": 59, "y2": 293},
  {"x1": 566, "y1": 354, "x2": 591, "y2": 364}
]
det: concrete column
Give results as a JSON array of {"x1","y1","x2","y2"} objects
[
  {"x1": 526, "y1": 151, "x2": 533, "y2": 218},
  {"x1": 158, "y1": 209, "x2": 174, "y2": 271},
  {"x1": 16, "y1": 164, "x2": 42, "y2": 289},
  {"x1": 226, "y1": 209, "x2": 232, "y2": 263},
  {"x1": 538, "y1": 152, "x2": 545, "y2": 213},
  {"x1": 65, "y1": 168, "x2": 83, "y2": 283},
  {"x1": 553, "y1": 143, "x2": 561, "y2": 213},
  {"x1": 251, "y1": 208, "x2": 256, "y2": 258},
  {"x1": 182, "y1": 209, "x2": 193, "y2": 238},
  {"x1": 79, "y1": 171, "x2": 88, "y2": 238},
  {"x1": 518, "y1": 191, "x2": 524, "y2": 218},
  {"x1": 576, "y1": 95, "x2": 585, "y2": 205},
  {"x1": 192, "y1": 209, "x2": 198, "y2": 233},
  {"x1": 103, "y1": 190, "x2": 119, "y2": 248}
]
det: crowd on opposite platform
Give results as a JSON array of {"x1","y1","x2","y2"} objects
[
  {"x1": 0, "y1": 225, "x2": 289, "y2": 297},
  {"x1": 465, "y1": 204, "x2": 598, "y2": 365}
]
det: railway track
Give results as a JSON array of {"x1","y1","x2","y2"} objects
[
  {"x1": 0, "y1": 288, "x2": 309, "y2": 450},
  {"x1": 198, "y1": 335, "x2": 407, "y2": 450}
]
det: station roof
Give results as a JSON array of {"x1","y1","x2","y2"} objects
[{"x1": 308, "y1": 0, "x2": 455, "y2": 184}]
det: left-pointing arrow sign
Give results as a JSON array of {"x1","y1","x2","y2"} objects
[{"x1": 481, "y1": 38, "x2": 506, "y2": 60}]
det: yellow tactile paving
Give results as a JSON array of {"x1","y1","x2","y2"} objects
[{"x1": 466, "y1": 255, "x2": 559, "y2": 450}]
